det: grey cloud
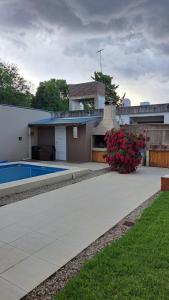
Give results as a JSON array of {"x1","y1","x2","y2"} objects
[
  {"x1": 1, "y1": 0, "x2": 169, "y2": 43},
  {"x1": 0, "y1": 0, "x2": 169, "y2": 103},
  {"x1": 0, "y1": 0, "x2": 82, "y2": 32},
  {"x1": 0, "y1": 0, "x2": 36, "y2": 29},
  {"x1": 0, "y1": 1, "x2": 141, "y2": 29},
  {"x1": 1, "y1": 0, "x2": 169, "y2": 55}
]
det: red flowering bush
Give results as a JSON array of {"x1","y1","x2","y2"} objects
[{"x1": 104, "y1": 126, "x2": 146, "y2": 173}]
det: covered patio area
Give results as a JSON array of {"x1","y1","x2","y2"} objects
[{"x1": 29, "y1": 116, "x2": 101, "y2": 162}]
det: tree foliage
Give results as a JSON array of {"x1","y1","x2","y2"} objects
[
  {"x1": 32, "y1": 79, "x2": 69, "y2": 111},
  {"x1": 0, "y1": 61, "x2": 33, "y2": 107},
  {"x1": 92, "y1": 72, "x2": 125, "y2": 106}
]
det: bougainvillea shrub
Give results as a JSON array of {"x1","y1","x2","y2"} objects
[{"x1": 104, "y1": 126, "x2": 146, "y2": 173}]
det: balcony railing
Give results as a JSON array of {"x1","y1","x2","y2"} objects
[{"x1": 52, "y1": 109, "x2": 104, "y2": 118}]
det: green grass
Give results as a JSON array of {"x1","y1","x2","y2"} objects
[{"x1": 54, "y1": 192, "x2": 169, "y2": 300}]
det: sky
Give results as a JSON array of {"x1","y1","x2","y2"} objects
[{"x1": 0, "y1": 0, "x2": 169, "y2": 105}]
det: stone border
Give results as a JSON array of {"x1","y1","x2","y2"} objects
[{"x1": 22, "y1": 191, "x2": 160, "y2": 300}]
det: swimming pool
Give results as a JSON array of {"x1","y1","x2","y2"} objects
[
  {"x1": 0, "y1": 162, "x2": 89, "y2": 198},
  {"x1": 0, "y1": 163, "x2": 67, "y2": 184}
]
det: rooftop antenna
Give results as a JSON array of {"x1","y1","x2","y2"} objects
[{"x1": 96, "y1": 49, "x2": 104, "y2": 73}]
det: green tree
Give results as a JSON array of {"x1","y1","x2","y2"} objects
[
  {"x1": 92, "y1": 72, "x2": 125, "y2": 106},
  {"x1": 0, "y1": 61, "x2": 33, "y2": 107},
  {"x1": 32, "y1": 79, "x2": 69, "y2": 111}
]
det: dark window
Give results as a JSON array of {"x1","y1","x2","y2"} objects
[
  {"x1": 130, "y1": 115, "x2": 164, "y2": 124},
  {"x1": 93, "y1": 135, "x2": 106, "y2": 148}
]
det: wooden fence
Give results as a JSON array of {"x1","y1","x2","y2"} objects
[{"x1": 149, "y1": 150, "x2": 169, "y2": 168}]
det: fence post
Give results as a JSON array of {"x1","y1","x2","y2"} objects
[{"x1": 146, "y1": 150, "x2": 149, "y2": 166}]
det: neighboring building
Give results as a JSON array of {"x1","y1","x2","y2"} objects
[
  {"x1": 69, "y1": 81, "x2": 105, "y2": 111},
  {"x1": 140, "y1": 101, "x2": 150, "y2": 106},
  {"x1": 123, "y1": 98, "x2": 131, "y2": 107},
  {"x1": 117, "y1": 103, "x2": 169, "y2": 125},
  {"x1": 0, "y1": 104, "x2": 51, "y2": 161}
]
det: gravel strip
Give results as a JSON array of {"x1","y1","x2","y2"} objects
[
  {"x1": 0, "y1": 168, "x2": 110, "y2": 207},
  {"x1": 22, "y1": 191, "x2": 160, "y2": 300}
]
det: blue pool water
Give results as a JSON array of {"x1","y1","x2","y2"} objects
[{"x1": 0, "y1": 163, "x2": 67, "y2": 184}]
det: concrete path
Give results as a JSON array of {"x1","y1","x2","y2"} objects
[
  {"x1": 32, "y1": 160, "x2": 108, "y2": 171},
  {"x1": 0, "y1": 167, "x2": 167, "y2": 299}
]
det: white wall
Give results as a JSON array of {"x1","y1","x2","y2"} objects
[
  {"x1": 117, "y1": 114, "x2": 130, "y2": 125},
  {"x1": 0, "y1": 105, "x2": 51, "y2": 161}
]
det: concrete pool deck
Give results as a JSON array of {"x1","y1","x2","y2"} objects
[
  {"x1": 0, "y1": 166, "x2": 167, "y2": 299},
  {"x1": 30, "y1": 160, "x2": 109, "y2": 171}
]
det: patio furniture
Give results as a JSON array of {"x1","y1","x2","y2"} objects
[{"x1": 32, "y1": 145, "x2": 55, "y2": 161}]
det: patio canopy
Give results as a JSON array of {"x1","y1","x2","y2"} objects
[{"x1": 29, "y1": 116, "x2": 102, "y2": 127}]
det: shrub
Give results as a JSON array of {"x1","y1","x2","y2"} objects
[{"x1": 104, "y1": 126, "x2": 146, "y2": 173}]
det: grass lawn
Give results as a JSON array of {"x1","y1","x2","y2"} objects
[{"x1": 54, "y1": 192, "x2": 169, "y2": 300}]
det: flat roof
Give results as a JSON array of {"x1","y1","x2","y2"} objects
[
  {"x1": 29, "y1": 116, "x2": 102, "y2": 127},
  {"x1": 0, "y1": 103, "x2": 51, "y2": 113}
]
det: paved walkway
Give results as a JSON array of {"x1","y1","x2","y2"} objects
[
  {"x1": 0, "y1": 167, "x2": 167, "y2": 299},
  {"x1": 33, "y1": 160, "x2": 108, "y2": 171}
]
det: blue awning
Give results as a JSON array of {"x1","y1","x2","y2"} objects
[{"x1": 29, "y1": 116, "x2": 102, "y2": 126}]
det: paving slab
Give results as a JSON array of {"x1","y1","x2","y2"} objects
[
  {"x1": 34, "y1": 160, "x2": 108, "y2": 171},
  {"x1": 1, "y1": 256, "x2": 57, "y2": 293},
  {"x1": 0, "y1": 244, "x2": 29, "y2": 274},
  {"x1": 0, "y1": 166, "x2": 167, "y2": 299},
  {"x1": 0, "y1": 277, "x2": 25, "y2": 300}
]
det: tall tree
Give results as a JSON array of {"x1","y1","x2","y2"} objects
[
  {"x1": 32, "y1": 79, "x2": 69, "y2": 111},
  {"x1": 0, "y1": 61, "x2": 33, "y2": 107},
  {"x1": 92, "y1": 72, "x2": 125, "y2": 106}
]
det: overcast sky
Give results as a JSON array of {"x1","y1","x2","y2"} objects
[{"x1": 0, "y1": 0, "x2": 169, "y2": 105}]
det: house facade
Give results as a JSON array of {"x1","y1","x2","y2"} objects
[
  {"x1": 117, "y1": 103, "x2": 169, "y2": 125},
  {"x1": 29, "y1": 81, "x2": 105, "y2": 162},
  {"x1": 29, "y1": 85, "x2": 169, "y2": 163},
  {"x1": 2, "y1": 81, "x2": 169, "y2": 163}
]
